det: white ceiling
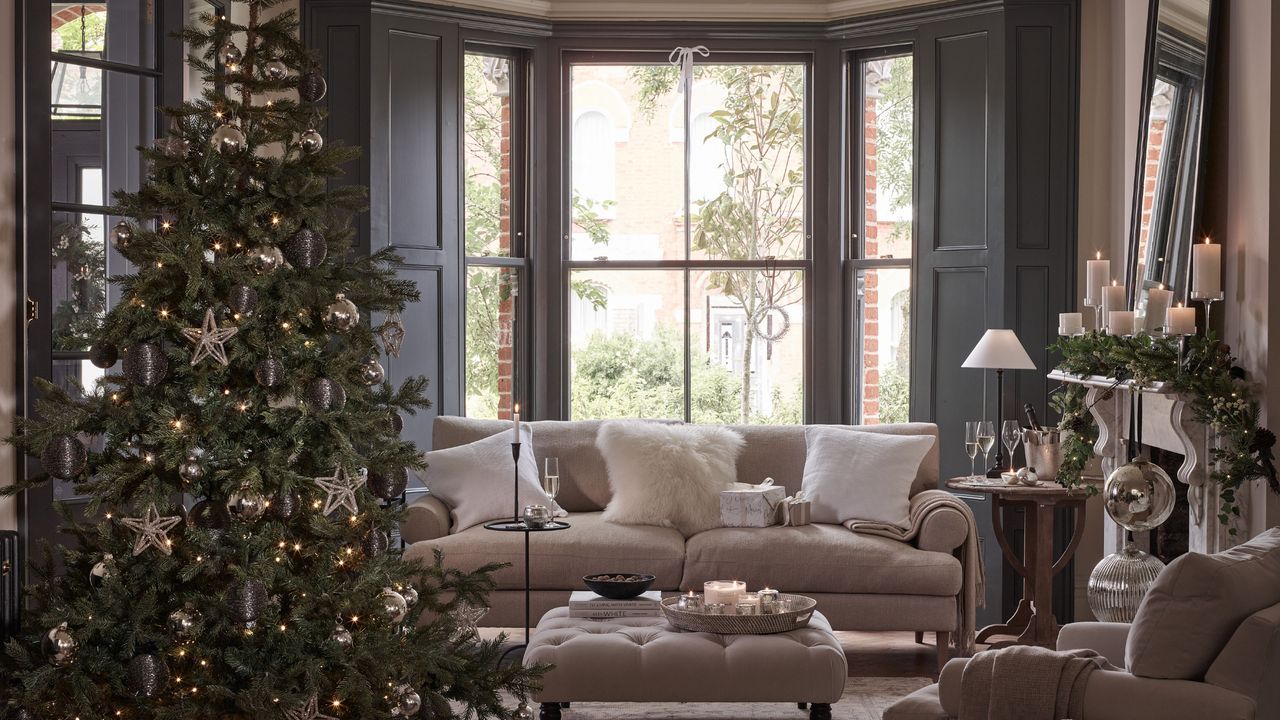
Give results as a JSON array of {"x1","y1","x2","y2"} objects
[{"x1": 426, "y1": 0, "x2": 947, "y2": 22}]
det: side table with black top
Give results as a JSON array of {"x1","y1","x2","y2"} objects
[{"x1": 483, "y1": 519, "x2": 571, "y2": 660}]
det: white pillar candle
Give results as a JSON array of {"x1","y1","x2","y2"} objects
[
  {"x1": 1168, "y1": 303, "x2": 1197, "y2": 335},
  {"x1": 1145, "y1": 285, "x2": 1173, "y2": 332},
  {"x1": 1058, "y1": 312, "x2": 1083, "y2": 336},
  {"x1": 512, "y1": 403, "x2": 521, "y2": 443},
  {"x1": 1108, "y1": 311, "x2": 1135, "y2": 336},
  {"x1": 703, "y1": 580, "x2": 746, "y2": 606},
  {"x1": 1085, "y1": 252, "x2": 1110, "y2": 306},
  {"x1": 1192, "y1": 238, "x2": 1222, "y2": 297},
  {"x1": 1101, "y1": 282, "x2": 1127, "y2": 331}
]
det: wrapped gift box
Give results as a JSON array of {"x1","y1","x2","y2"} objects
[{"x1": 720, "y1": 479, "x2": 787, "y2": 527}]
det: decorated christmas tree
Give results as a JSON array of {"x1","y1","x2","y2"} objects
[{"x1": 3, "y1": 2, "x2": 538, "y2": 718}]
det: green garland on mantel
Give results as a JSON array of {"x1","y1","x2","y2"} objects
[{"x1": 1049, "y1": 332, "x2": 1278, "y2": 532}]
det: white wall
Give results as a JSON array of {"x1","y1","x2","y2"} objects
[{"x1": 0, "y1": 0, "x2": 17, "y2": 533}]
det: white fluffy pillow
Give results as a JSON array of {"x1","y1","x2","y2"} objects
[
  {"x1": 597, "y1": 422, "x2": 745, "y2": 537},
  {"x1": 800, "y1": 426, "x2": 935, "y2": 529},
  {"x1": 421, "y1": 426, "x2": 564, "y2": 532}
]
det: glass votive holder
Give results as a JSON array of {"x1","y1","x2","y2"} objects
[
  {"x1": 522, "y1": 504, "x2": 552, "y2": 528},
  {"x1": 676, "y1": 592, "x2": 704, "y2": 613},
  {"x1": 735, "y1": 600, "x2": 759, "y2": 616},
  {"x1": 779, "y1": 597, "x2": 795, "y2": 613},
  {"x1": 705, "y1": 602, "x2": 728, "y2": 615},
  {"x1": 757, "y1": 587, "x2": 780, "y2": 606}
]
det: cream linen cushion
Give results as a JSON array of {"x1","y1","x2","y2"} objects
[
  {"x1": 799, "y1": 426, "x2": 935, "y2": 528},
  {"x1": 1126, "y1": 527, "x2": 1280, "y2": 679},
  {"x1": 419, "y1": 426, "x2": 564, "y2": 532},
  {"x1": 597, "y1": 421, "x2": 745, "y2": 537}
]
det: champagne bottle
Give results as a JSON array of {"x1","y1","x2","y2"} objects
[{"x1": 1024, "y1": 403, "x2": 1043, "y2": 432}]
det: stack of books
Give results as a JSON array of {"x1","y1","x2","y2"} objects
[{"x1": 568, "y1": 590, "x2": 663, "y2": 619}]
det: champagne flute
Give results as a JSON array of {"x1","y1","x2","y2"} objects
[
  {"x1": 542, "y1": 457, "x2": 561, "y2": 502},
  {"x1": 1001, "y1": 420, "x2": 1022, "y2": 473},
  {"x1": 964, "y1": 422, "x2": 981, "y2": 480},
  {"x1": 977, "y1": 421, "x2": 995, "y2": 477}
]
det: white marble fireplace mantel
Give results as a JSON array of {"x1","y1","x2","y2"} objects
[{"x1": 1048, "y1": 370, "x2": 1249, "y2": 555}]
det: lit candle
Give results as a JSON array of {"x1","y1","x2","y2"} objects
[
  {"x1": 512, "y1": 403, "x2": 521, "y2": 443},
  {"x1": 1058, "y1": 312, "x2": 1083, "y2": 336},
  {"x1": 676, "y1": 590, "x2": 704, "y2": 612},
  {"x1": 1085, "y1": 252, "x2": 1110, "y2": 307},
  {"x1": 1191, "y1": 237, "x2": 1222, "y2": 298},
  {"x1": 757, "y1": 587, "x2": 781, "y2": 614},
  {"x1": 703, "y1": 580, "x2": 746, "y2": 606},
  {"x1": 1108, "y1": 311, "x2": 1135, "y2": 337},
  {"x1": 1144, "y1": 285, "x2": 1173, "y2": 332},
  {"x1": 1168, "y1": 303, "x2": 1196, "y2": 335},
  {"x1": 1102, "y1": 281, "x2": 1127, "y2": 331}
]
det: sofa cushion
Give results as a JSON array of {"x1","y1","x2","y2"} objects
[
  {"x1": 1126, "y1": 527, "x2": 1280, "y2": 680},
  {"x1": 800, "y1": 426, "x2": 935, "y2": 528},
  {"x1": 404, "y1": 512, "x2": 686, "y2": 591},
  {"x1": 681, "y1": 523, "x2": 962, "y2": 596}
]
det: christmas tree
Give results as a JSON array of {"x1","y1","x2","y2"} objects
[{"x1": 3, "y1": 2, "x2": 538, "y2": 718}]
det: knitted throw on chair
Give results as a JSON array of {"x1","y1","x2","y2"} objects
[{"x1": 959, "y1": 645, "x2": 1115, "y2": 720}]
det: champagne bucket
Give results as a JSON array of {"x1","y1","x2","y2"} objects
[{"x1": 1023, "y1": 429, "x2": 1063, "y2": 481}]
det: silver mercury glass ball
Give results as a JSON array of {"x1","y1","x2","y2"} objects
[
  {"x1": 178, "y1": 455, "x2": 205, "y2": 483},
  {"x1": 323, "y1": 294, "x2": 360, "y2": 332},
  {"x1": 360, "y1": 357, "x2": 386, "y2": 386},
  {"x1": 513, "y1": 702, "x2": 534, "y2": 720},
  {"x1": 253, "y1": 246, "x2": 286, "y2": 274},
  {"x1": 392, "y1": 685, "x2": 422, "y2": 717},
  {"x1": 263, "y1": 60, "x2": 289, "y2": 81},
  {"x1": 217, "y1": 42, "x2": 242, "y2": 67},
  {"x1": 1103, "y1": 457, "x2": 1176, "y2": 533},
  {"x1": 167, "y1": 608, "x2": 198, "y2": 639},
  {"x1": 227, "y1": 487, "x2": 268, "y2": 521},
  {"x1": 299, "y1": 128, "x2": 324, "y2": 154},
  {"x1": 330, "y1": 624, "x2": 354, "y2": 649},
  {"x1": 381, "y1": 588, "x2": 408, "y2": 624},
  {"x1": 111, "y1": 220, "x2": 133, "y2": 250},
  {"x1": 42, "y1": 623, "x2": 78, "y2": 667},
  {"x1": 211, "y1": 124, "x2": 247, "y2": 154},
  {"x1": 89, "y1": 554, "x2": 114, "y2": 589},
  {"x1": 400, "y1": 586, "x2": 419, "y2": 608}
]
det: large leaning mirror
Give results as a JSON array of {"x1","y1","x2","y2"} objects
[{"x1": 1127, "y1": 0, "x2": 1219, "y2": 319}]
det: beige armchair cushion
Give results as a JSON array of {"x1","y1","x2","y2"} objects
[
  {"x1": 1205, "y1": 601, "x2": 1280, "y2": 718},
  {"x1": 1126, "y1": 527, "x2": 1280, "y2": 679}
]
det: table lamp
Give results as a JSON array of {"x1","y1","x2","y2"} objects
[{"x1": 962, "y1": 329, "x2": 1037, "y2": 477}]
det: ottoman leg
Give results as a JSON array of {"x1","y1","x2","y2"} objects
[
  {"x1": 797, "y1": 702, "x2": 808, "y2": 710},
  {"x1": 539, "y1": 703, "x2": 562, "y2": 720},
  {"x1": 809, "y1": 702, "x2": 832, "y2": 720}
]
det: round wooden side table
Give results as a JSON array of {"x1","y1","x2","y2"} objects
[{"x1": 946, "y1": 477, "x2": 1088, "y2": 648}]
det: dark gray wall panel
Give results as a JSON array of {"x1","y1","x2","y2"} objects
[
  {"x1": 1012, "y1": 26, "x2": 1053, "y2": 251},
  {"x1": 386, "y1": 30, "x2": 444, "y2": 251},
  {"x1": 935, "y1": 32, "x2": 991, "y2": 250},
  {"x1": 930, "y1": 267, "x2": 990, "y2": 473},
  {"x1": 386, "y1": 263, "x2": 445, "y2": 447},
  {"x1": 1014, "y1": 264, "x2": 1051, "y2": 438}
]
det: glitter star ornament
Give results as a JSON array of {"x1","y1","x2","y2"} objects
[
  {"x1": 314, "y1": 466, "x2": 365, "y2": 516},
  {"x1": 378, "y1": 311, "x2": 407, "y2": 358},
  {"x1": 283, "y1": 695, "x2": 339, "y2": 720},
  {"x1": 120, "y1": 504, "x2": 183, "y2": 556},
  {"x1": 181, "y1": 308, "x2": 239, "y2": 366}
]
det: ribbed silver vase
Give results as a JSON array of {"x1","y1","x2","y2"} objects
[{"x1": 1086, "y1": 542, "x2": 1166, "y2": 622}]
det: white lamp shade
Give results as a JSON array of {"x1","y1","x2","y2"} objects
[{"x1": 961, "y1": 329, "x2": 1037, "y2": 370}]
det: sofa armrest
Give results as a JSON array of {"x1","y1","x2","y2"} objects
[
  {"x1": 1058, "y1": 622, "x2": 1131, "y2": 668},
  {"x1": 912, "y1": 496, "x2": 968, "y2": 553},
  {"x1": 936, "y1": 657, "x2": 967, "y2": 716},
  {"x1": 401, "y1": 493, "x2": 451, "y2": 544}
]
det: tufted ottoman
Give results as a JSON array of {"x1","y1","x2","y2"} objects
[{"x1": 524, "y1": 607, "x2": 848, "y2": 719}]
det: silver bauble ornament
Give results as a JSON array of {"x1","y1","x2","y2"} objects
[
  {"x1": 298, "y1": 72, "x2": 327, "y2": 102},
  {"x1": 187, "y1": 499, "x2": 231, "y2": 538},
  {"x1": 111, "y1": 220, "x2": 133, "y2": 250},
  {"x1": 1103, "y1": 457, "x2": 1176, "y2": 532},
  {"x1": 127, "y1": 654, "x2": 170, "y2": 698},
  {"x1": 300, "y1": 128, "x2": 324, "y2": 154},
  {"x1": 255, "y1": 356, "x2": 285, "y2": 388},
  {"x1": 392, "y1": 685, "x2": 422, "y2": 717},
  {"x1": 263, "y1": 60, "x2": 289, "y2": 81},
  {"x1": 225, "y1": 578, "x2": 269, "y2": 627},
  {"x1": 41, "y1": 434, "x2": 88, "y2": 481},
  {"x1": 323, "y1": 294, "x2": 360, "y2": 332},
  {"x1": 304, "y1": 377, "x2": 347, "y2": 412},
  {"x1": 89, "y1": 343, "x2": 118, "y2": 368},
  {"x1": 380, "y1": 588, "x2": 408, "y2": 624},
  {"x1": 360, "y1": 357, "x2": 386, "y2": 386},
  {"x1": 513, "y1": 702, "x2": 533, "y2": 720},
  {"x1": 226, "y1": 285, "x2": 259, "y2": 316},
  {"x1": 252, "y1": 245, "x2": 285, "y2": 274},
  {"x1": 1087, "y1": 542, "x2": 1167, "y2": 623},
  {"x1": 89, "y1": 554, "x2": 114, "y2": 589},
  {"x1": 42, "y1": 623, "x2": 78, "y2": 667},
  {"x1": 330, "y1": 624, "x2": 354, "y2": 649},
  {"x1": 390, "y1": 412, "x2": 405, "y2": 434},
  {"x1": 211, "y1": 124, "x2": 247, "y2": 154},
  {"x1": 283, "y1": 226, "x2": 326, "y2": 269},
  {"x1": 178, "y1": 455, "x2": 205, "y2": 483},
  {"x1": 123, "y1": 343, "x2": 168, "y2": 387},
  {"x1": 167, "y1": 608, "x2": 198, "y2": 639},
  {"x1": 227, "y1": 487, "x2": 268, "y2": 521},
  {"x1": 217, "y1": 42, "x2": 242, "y2": 67},
  {"x1": 400, "y1": 586, "x2": 419, "y2": 608}
]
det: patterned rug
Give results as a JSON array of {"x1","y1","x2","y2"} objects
[{"x1": 513, "y1": 678, "x2": 932, "y2": 719}]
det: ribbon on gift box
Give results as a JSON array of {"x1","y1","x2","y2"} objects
[{"x1": 764, "y1": 484, "x2": 811, "y2": 527}]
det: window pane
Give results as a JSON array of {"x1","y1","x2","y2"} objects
[
  {"x1": 691, "y1": 65, "x2": 806, "y2": 262},
  {"x1": 465, "y1": 266, "x2": 519, "y2": 419},
  {"x1": 860, "y1": 55, "x2": 913, "y2": 260},
  {"x1": 691, "y1": 268, "x2": 804, "y2": 424},
  {"x1": 51, "y1": 2, "x2": 155, "y2": 70},
  {"x1": 51, "y1": 70, "x2": 156, "y2": 203},
  {"x1": 464, "y1": 53, "x2": 514, "y2": 257},
  {"x1": 569, "y1": 65, "x2": 682, "y2": 261},
  {"x1": 51, "y1": 211, "x2": 109, "y2": 353},
  {"x1": 569, "y1": 270, "x2": 685, "y2": 420},
  {"x1": 857, "y1": 267, "x2": 911, "y2": 424}
]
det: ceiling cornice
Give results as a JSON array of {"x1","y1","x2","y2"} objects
[{"x1": 420, "y1": 0, "x2": 948, "y2": 22}]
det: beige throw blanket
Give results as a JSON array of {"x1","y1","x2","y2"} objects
[
  {"x1": 846, "y1": 489, "x2": 984, "y2": 654},
  {"x1": 959, "y1": 645, "x2": 1113, "y2": 720}
]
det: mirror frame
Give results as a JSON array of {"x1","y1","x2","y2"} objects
[{"x1": 1125, "y1": 0, "x2": 1221, "y2": 307}]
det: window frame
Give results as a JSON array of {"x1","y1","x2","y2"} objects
[{"x1": 559, "y1": 49, "x2": 815, "y2": 423}]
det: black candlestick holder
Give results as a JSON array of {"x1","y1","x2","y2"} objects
[{"x1": 512, "y1": 441, "x2": 522, "y2": 522}]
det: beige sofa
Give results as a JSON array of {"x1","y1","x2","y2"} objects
[{"x1": 402, "y1": 417, "x2": 971, "y2": 647}]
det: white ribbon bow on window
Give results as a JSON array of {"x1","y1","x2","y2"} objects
[{"x1": 668, "y1": 45, "x2": 710, "y2": 93}]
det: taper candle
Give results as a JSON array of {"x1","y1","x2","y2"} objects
[
  {"x1": 1192, "y1": 238, "x2": 1222, "y2": 297},
  {"x1": 512, "y1": 403, "x2": 521, "y2": 442}
]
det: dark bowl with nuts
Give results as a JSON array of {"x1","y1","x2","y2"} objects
[{"x1": 582, "y1": 573, "x2": 657, "y2": 600}]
